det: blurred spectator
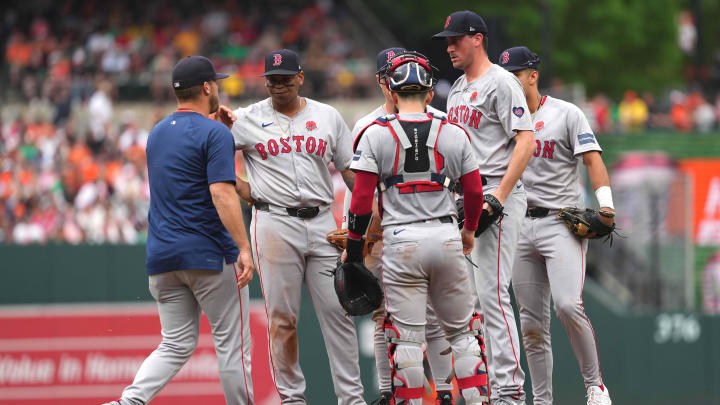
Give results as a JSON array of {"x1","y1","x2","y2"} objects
[
  {"x1": 618, "y1": 90, "x2": 648, "y2": 132},
  {"x1": 669, "y1": 90, "x2": 693, "y2": 132},
  {"x1": 3, "y1": 0, "x2": 375, "y2": 103},
  {"x1": 694, "y1": 95, "x2": 716, "y2": 133}
]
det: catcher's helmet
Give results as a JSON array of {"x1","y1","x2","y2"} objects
[{"x1": 385, "y1": 51, "x2": 437, "y2": 93}]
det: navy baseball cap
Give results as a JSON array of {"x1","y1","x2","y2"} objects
[
  {"x1": 172, "y1": 56, "x2": 229, "y2": 90},
  {"x1": 432, "y1": 10, "x2": 488, "y2": 39},
  {"x1": 376, "y1": 47, "x2": 405, "y2": 74},
  {"x1": 498, "y1": 46, "x2": 540, "y2": 72},
  {"x1": 262, "y1": 49, "x2": 302, "y2": 76}
]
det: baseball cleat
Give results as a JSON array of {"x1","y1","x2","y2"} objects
[
  {"x1": 435, "y1": 390, "x2": 454, "y2": 405},
  {"x1": 586, "y1": 385, "x2": 612, "y2": 405}
]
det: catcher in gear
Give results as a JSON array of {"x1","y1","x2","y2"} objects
[
  {"x1": 348, "y1": 50, "x2": 491, "y2": 405},
  {"x1": 340, "y1": 47, "x2": 465, "y2": 405}
]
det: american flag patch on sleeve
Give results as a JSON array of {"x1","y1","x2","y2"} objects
[{"x1": 577, "y1": 133, "x2": 596, "y2": 145}]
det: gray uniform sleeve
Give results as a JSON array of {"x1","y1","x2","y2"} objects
[
  {"x1": 567, "y1": 105, "x2": 602, "y2": 156},
  {"x1": 459, "y1": 130, "x2": 479, "y2": 176},
  {"x1": 332, "y1": 109, "x2": 354, "y2": 171},
  {"x1": 231, "y1": 107, "x2": 249, "y2": 149},
  {"x1": 349, "y1": 130, "x2": 379, "y2": 174},
  {"x1": 495, "y1": 75, "x2": 534, "y2": 138}
]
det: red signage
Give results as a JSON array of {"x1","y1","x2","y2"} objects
[{"x1": 0, "y1": 303, "x2": 279, "y2": 405}]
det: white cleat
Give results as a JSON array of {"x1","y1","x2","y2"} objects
[{"x1": 586, "y1": 385, "x2": 612, "y2": 405}]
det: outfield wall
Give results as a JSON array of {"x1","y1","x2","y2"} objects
[{"x1": 1, "y1": 245, "x2": 719, "y2": 404}]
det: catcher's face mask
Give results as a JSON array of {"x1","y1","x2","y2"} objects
[{"x1": 384, "y1": 51, "x2": 438, "y2": 93}]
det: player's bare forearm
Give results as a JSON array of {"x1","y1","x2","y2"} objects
[
  {"x1": 235, "y1": 175, "x2": 253, "y2": 203},
  {"x1": 341, "y1": 168, "x2": 356, "y2": 190},
  {"x1": 210, "y1": 181, "x2": 251, "y2": 250},
  {"x1": 582, "y1": 151, "x2": 611, "y2": 191},
  {"x1": 210, "y1": 105, "x2": 237, "y2": 130},
  {"x1": 495, "y1": 130, "x2": 534, "y2": 203}
]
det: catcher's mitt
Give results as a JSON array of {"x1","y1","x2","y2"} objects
[
  {"x1": 333, "y1": 261, "x2": 384, "y2": 316},
  {"x1": 475, "y1": 194, "x2": 504, "y2": 237},
  {"x1": 327, "y1": 229, "x2": 382, "y2": 257},
  {"x1": 557, "y1": 207, "x2": 616, "y2": 241}
]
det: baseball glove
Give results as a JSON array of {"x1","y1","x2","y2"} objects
[
  {"x1": 333, "y1": 261, "x2": 384, "y2": 316},
  {"x1": 475, "y1": 194, "x2": 504, "y2": 236},
  {"x1": 456, "y1": 197, "x2": 465, "y2": 230},
  {"x1": 327, "y1": 229, "x2": 383, "y2": 257},
  {"x1": 557, "y1": 207, "x2": 616, "y2": 242}
]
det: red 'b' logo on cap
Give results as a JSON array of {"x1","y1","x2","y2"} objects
[
  {"x1": 387, "y1": 51, "x2": 395, "y2": 62},
  {"x1": 444, "y1": 16, "x2": 451, "y2": 28},
  {"x1": 501, "y1": 51, "x2": 510, "y2": 64},
  {"x1": 273, "y1": 54, "x2": 282, "y2": 66}
]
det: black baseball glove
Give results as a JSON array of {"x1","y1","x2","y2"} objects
[
  {"x1": 557, "y1": 207, "x2": 616, "y2": 242},
  {"x1": 456, "y1": 197, "x2": 465, "y2": 230},
  {"x1": 333, "y1": 261, "x2": 384, "y2": 316},
  {"x1": 475, "y1": 194, "x2": 504, "y2": 236}
]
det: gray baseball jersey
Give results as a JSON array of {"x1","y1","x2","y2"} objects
[
  {"x1": 232, "y1": 97, "x2": 366, "y2": 405},
  {"x1": 447, "y1": 65, "x2": 532, "y2": 401},
  {"x1": 232, "y1": 98, "x2": 353, "y2": 207},
  {"x1": 446, "y1": 64, "x2": 534, "y2": 182},
  {"x1": 522, "y1": 96, "x2": 603, "y2": 209},
  {"x1": 512, "y1": 95, "x2": 607, "y2": 404},
  {"x1": 342, "y1": 104, "x2": 446, "y2": 227},
  {"x1": 351, "y1": 112, "x2": 477, "y2": 226}
]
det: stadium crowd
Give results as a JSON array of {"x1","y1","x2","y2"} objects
[{"x1": 3, "y1": 1, "x2": 720, "y2": 245}]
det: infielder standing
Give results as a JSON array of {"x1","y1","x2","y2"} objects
[
  {"x1": 342, "y1": 47, "x2": 455, "y2": 405},
  {"x1": 231, "y1": 49, "x2": 366, "y2": 405},
  {"x1": 433, "y1": 11, "x2": 535, "y2": 405},
  {"x1": 348, "y1": 51, "x2": 490, "y2": 405},
  {"x1": 499, "y1": 46, "x2": 613, "y2": 405},
  {"x1": 105, "y1": 56, "x2": 254, "y2": 405}
]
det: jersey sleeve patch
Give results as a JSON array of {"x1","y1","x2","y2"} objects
[
  {"x1": 353, "y1": 150, "x2": 362, "y2": 161},
  {"x1": 577, "y1": 133, "x2": 596, "y2": 145}
]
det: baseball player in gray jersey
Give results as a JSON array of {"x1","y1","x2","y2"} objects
[
  {"x1": 433, "y1": 11, "x2": 535, "y2": 404},
  {"x1": 342, "y1": 48, "x2": 456, "y2": 405},
  {"x1": 348, "y1": 51, "x2": 490, "y2": 405},
  {"x1": 230, "y1": 49, "x2": 365, "y2": 405},
  {"x1": 499, "y1": 46, "x2": 613, "y2": 405}
]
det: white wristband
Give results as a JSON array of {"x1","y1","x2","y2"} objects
[{"x1": 595, "y1": 186, "x2": 614, "y2": 209}]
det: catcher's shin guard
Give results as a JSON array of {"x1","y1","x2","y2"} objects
[
  {"x1": 383, "y1": 316, "x2": 425, "y2": 405},
  {"x1": 447, "y1": 312, "x2": 490, "y2": 404}
]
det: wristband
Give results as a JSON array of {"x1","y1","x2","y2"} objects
[{"x1": 595, "y1": 186, "x2": 614, "y2": 209}]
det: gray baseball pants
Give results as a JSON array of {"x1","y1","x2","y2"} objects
[
  {"x1": 469, "y1": 181, "x2": 527, "y2": 401},
  {"x1": 512, "y1": 215, "x2": 604, "y2": 405},
  {"x1": 250, "y1": 206, "x2": 365, "y2": 405},
  {"x1": 118, "y1": 263, "x2": 254, "y2": 405}
]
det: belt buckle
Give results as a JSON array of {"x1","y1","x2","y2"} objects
[{"x1": 296, "y1": 207, "x2": 319, "y2": 219}]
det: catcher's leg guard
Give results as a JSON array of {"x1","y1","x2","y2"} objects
[
  {"x1": 383, "y1": 316, "x2": 425, "y2": 405},
  {"x1": 447, "y1": 312, "x2": 490, "y2": 404}
]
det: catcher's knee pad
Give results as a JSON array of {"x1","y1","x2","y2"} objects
[
  {"x1": 383, "y1": 316, "x2": 425, "y2": 404},
  {"x1": 447, "y1": 312, "x2": 489, "y2": 404}
]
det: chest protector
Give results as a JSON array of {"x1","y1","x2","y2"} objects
[{"x1": 377, "y1": 113, "x2": 456, "y2": 194}]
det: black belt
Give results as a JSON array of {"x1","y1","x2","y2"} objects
[
  {"x1": 526, "y1": 207, "x2": 552, "y2": 218},
  {"x1": 254, "y1": 202, "x2": 320, "y2": 219},
  {"x1": 437, "y1": 215, "x2": 454, "y2": 224}
]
